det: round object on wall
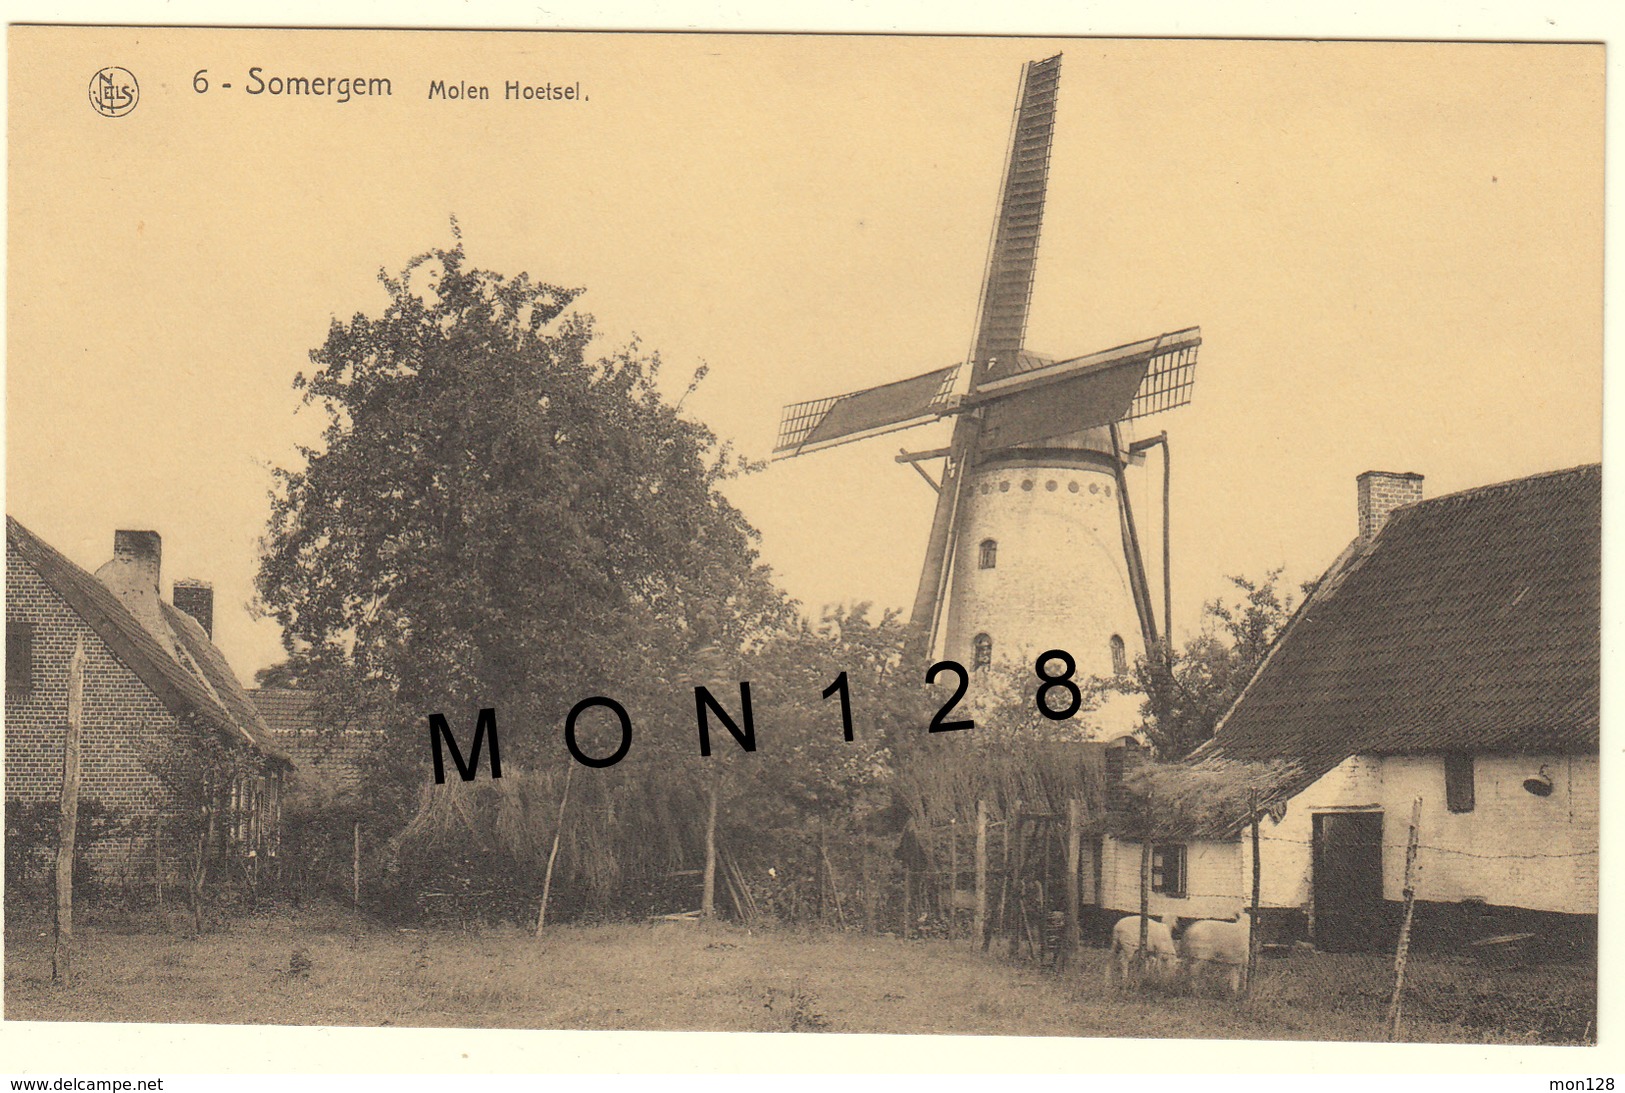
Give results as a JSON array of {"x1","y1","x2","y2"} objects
[{"x1": 1522, "y1": 766, "x2": 1554, "y2": 796}]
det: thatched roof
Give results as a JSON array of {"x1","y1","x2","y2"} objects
[{"x1": 1119, "y1": 755, "x2": 1311, "y2": 840}]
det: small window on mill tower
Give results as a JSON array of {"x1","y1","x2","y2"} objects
[
  {"x1": 979, "y1": 539, "x2": 997, "y2": 569},
  {"x1": 973, "y1": 633, "x2": 992, "y2": 670},
  {"x1": 1110, "y1": 634, "x2": 1128, "y2": 676}
]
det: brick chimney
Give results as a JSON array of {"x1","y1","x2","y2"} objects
[
  {"x1": 94, "y1": 530, "x2": 171, "y2": 646},
  {"x1": 172, "y1": 579, "x2": 214, "y2": 638},
  {"x1": 1357, "y1": 471, "x2": 1424, "y2": 542}
]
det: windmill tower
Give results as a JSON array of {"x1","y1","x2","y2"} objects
[{"x1": 772, "y1": 55, "x2": 1199, "y2": 721}]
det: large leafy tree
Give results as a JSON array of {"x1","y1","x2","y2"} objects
[
  {"x1": 257, "y1": 234, "x2": 791, "y2": 829},
  {"x1": 1129, "y1": 568, "x2": 1308, "y2": 759}
]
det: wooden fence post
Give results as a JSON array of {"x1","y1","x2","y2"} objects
[
  {"x1": 154, "y1": 816, "x2": 164, "y2": 911},
  {"x1": 1247, "y1": 789, "x2": 1262, "y2": 995},
  {"x1": 946, "y1": 818, "x2": 957, "y2": 941},
  {"x1": 352, "y1": 820, "x2": 361, "y2": 909},
  {"x1": 1064, "y1": 799, "x2": 1082, "y2": 967},
  {"x1": 973, "y1": 800, "x2": 987, "y2": 947},
  {"x1": 1386, "y1": 797, "x2": 1424, "y2": 1041},
  {"x1": 821, "y1": 843, "x2": 849, "y2": 929},
  {"x1": 901, "y1": 863, "x2": 912, "y2": 939},
  {"x1": 1007, "y1": 815, "x2": 1025, "y2": 959},
  {"x1": 535, "y1": 763, "x2": 574, "y2": 936},
  {"x1": 1138, "y1": 838, "x2": 1152, "y2": 959},
  {"x1": 52, "y1": 639, "x2": 86, "y2": 985},
  {"x1": 703, "y1": 773, "x2": 720, "y2": 920}
]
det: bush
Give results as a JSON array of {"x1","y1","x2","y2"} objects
[{"x1": 3, "y1": 799, "x2": 126, "y2": 917}]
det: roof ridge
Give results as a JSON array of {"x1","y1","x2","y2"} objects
[
  {"x1": 7, "y1": 514, "x2": 288, "y2": 766},
  {"x1": 1193, "y1": 463, "x2": 1598, "y2": 768},
  {"x1": 1404, "y1": 462, "x2": 1600, "y2": 514}
]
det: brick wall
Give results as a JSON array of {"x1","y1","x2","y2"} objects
[
  {"x1": 6, "y1": 551, "x2": 183, "y2": 825},
  {"x1": 4, "y1": 552, "x2": 273, "y2": 881},
  {"x1": 271, "y1": 727, "x2": 383, "y2": 804},
  {"x1": 1357, "y1": 470, "x2": 1425, "y2": 542}
]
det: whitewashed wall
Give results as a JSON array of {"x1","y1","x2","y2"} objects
[
  {"x1": 1098, "y1": 752, "x2": 1598, "y2": 920},
  {"x1": 1374, "y1": 754, "x2": 1596, "y2": 915},
  {"x1": 1098, "y1": 833, "x2": 1244, "y2": 921}
]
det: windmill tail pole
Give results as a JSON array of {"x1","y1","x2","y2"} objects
[
  {"x1": 907, "y1": 413, "x2": 982, "y2": 660},
  {"x1": 1126, "y1": 430, "x2": 1175, "y2": 666},
  {"x1": 1160, "y1": 431, "x2": 1172, "y2": 658},
  {"x1": 1109, "y1": 421, "x2": 1162, "y2": 662}
]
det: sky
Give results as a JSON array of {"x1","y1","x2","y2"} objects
[{"x1": 6, "y1": 29, "x2": 1604, "y2": 685}]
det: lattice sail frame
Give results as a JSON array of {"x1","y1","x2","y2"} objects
[
  {"x1": 772, "y1": 363, "x2": 962, "y2": 459},
  {"x1": 770, "y1": 50, "x2": 1197, "y2": 464},
  {"x1": 1128, "y1": 338, "x2": 1199, "y2": 422}
]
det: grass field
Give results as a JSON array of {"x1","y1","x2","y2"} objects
[{"x1": 2, "y1": 907, "x2": 1594, "y2": 1044}]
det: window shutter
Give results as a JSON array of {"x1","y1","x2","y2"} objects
[
  {"x1": 6, "y1": 621, "x2": 34, "y2": 694},
  {"x1": 1445, "y1": 754, "x2": 1475, "y2": 813}
]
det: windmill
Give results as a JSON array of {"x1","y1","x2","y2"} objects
[{"x1": 772, "y1": 54, "x2": 1200, "y2": 698}]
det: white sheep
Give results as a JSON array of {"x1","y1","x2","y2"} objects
[
  {"x1": 1107, "y1": 913, "x2": 1179, "y2": 986},
  {"x1": 1179, "y1": 911, "x2": 1252, "y2": 995}
]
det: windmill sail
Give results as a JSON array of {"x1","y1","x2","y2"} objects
[
  {"x1": 910, "y1": 54, "x2": 1062, "y2": 647},
  {"x1": 971, "y1": 327, "x2": 1202, "y2": 447},
  {"x1": 772, "y1": 364, "x2": 961, "y2": 459},
  {"x1": 971, "y1": 53, "x2": 1062, "y2": 384}
]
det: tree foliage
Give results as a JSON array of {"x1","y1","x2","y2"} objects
[
  {"x1": 257, "y1": 234, "x2": 791, "y2": 804},
  {"x1": 1130, "y1": 568, "x2": 1309, "y2": 759}
]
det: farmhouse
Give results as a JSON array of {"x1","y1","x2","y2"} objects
[
  {"x1": 249, "y1": 686, "x2": 380, "y2": 808},
  {"x1": 1097, "y1": 465, "x2": 1600, "y2": 955},
  {"x1": 4, "y1": 518, "x2": 289, "y2": 881}
]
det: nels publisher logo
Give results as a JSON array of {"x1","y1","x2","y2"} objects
[{"x1": 88, "y1": 66, "x2": 139, "y2": 117}]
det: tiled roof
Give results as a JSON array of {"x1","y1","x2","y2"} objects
[
  {"x1": 1197, "y1": 464, "x2": 1600, "y2": 767},
  {"x1": 247, "y1": 686, "x2": 319, "y2": 736},
  {"x1": 247, "y1": 687, "x2": 377, "y2": 797},
  {"x1": 6, "y1": 515, "x2": 289, "y2": 765}
]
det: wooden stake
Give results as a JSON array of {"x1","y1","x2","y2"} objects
[
  {"x1": 947, "y1": 818, "x2": 958, "y2": 941},
  {"x1": 352, "y1": 820, "x2": 361, "y2": 908},
  {"x1": 901, "y1": 862, "x2": 912, "y2": 939},
  {"x1": 191, "y1": 784, "x2": 216, "y2": 936},
  {"x1": 535, "y1": 763, "x2": 575, "y2": 936},
  {"x1": 1064, "y1": 799, "x2": 1082, "y2": 968},
  {"x1": 52, "y1": 639, "x2": 86, "y2": 985},
  {"x1": 821, "y1": 843, "x2": 848, "y2": 928},
  {"x1": 1248, "y1": 789, "x2": 1262, "y2": 995},
  {"x1": 973, "y1": 800, "x2": 988, "y2": 947},
  {"x1": 1007, "y1": 816, "x2": 1024, "y2": 959},
  {"x1": 989, "y1": 803, "x2": 1013, "y2": 952},
  {"x1": 701, "y1": 772, "x2": 720, "y2": 919},
  {"x1": 1138, "y1": 838, "x2": 1152, "y2": 957},
  {"x1": 1386, "y1": 797, "x2": 1423, "y2": 1041},
  {"x1": 154, "y1": 816, "x2": 164, "y2": 910}
]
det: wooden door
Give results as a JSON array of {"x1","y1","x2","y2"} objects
[{"x1": 1311, "y1": 811, "x2": 1385, "y2": 952}]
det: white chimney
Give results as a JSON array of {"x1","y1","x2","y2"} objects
[{"x1": 94, "y1": 530, "x2": 172, "y2": 649}]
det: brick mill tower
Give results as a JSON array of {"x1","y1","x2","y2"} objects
[{"x1": 772, "y1": 55, "x2": 1201, "y2": 739}]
